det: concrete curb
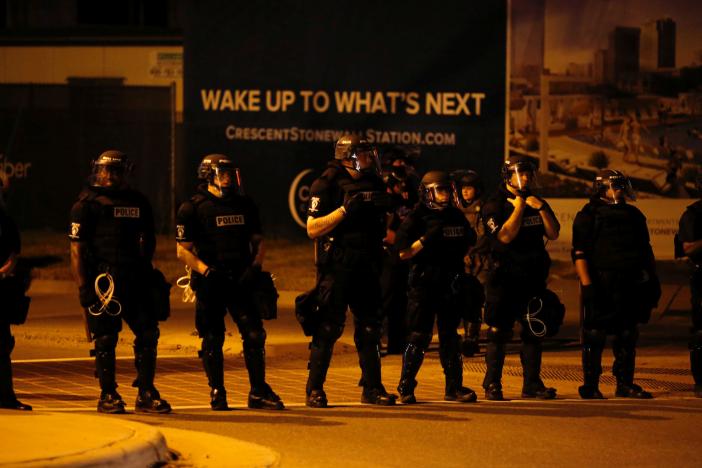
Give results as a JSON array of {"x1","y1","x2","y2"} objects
[
  {"x1": 0, "y1": 412, "x2": 168, "y2": 467},
  {"x1": 161, "y1": 427, "x2": 281, "y2": 467}
]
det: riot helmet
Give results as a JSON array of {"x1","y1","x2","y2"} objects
[
  {"x1": 198, "y1": 153, "x2": 241, "y2": 197},
  {"x1": 594, "y1": 169, "x2": 635, "y2": 204},
  {"x1": 335, "y1": 134, "x2": 381, "y2": 175},
  {"x1": 502, "y1": 155, "x2": 537, "y2": 194},
  {"x1": 451, "y1": 169, "x2": 483, "y2": 207},
  {"x1": 91, "y1": 150, "x2": 133, "y2": 188},
  {"x1": 420, "y1": 170, "x2": 456, "y2": 210}
]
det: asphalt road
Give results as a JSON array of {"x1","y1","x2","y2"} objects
[{"x1": 7, "y1": 278, "x2": 702, "y2": 467}]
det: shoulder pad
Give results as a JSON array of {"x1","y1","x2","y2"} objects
[{"x1": 190, "y1": 193, "x2": 208, "y2": 206}]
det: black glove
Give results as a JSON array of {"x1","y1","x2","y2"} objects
[
  {"x1": 79, "y1": 284, "x2": 99, "y2": 308},
  {"x1": 240, "y1": 263, "x2": 262, "y2": 286},
  {"x1": 343, "y1": 192, "x2": 365, "y2": 216},
  {"x1": 204, "y1": 267, "x2": 230, "y2": 290}
]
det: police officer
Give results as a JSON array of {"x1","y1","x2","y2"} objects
[
  {"x1": 678, "y1": 175, "x2": 702, "y2": 398},
  {"x1": 176, "y1": 154, "x2": 283, "y2": 411},
  {"x1": 380, "y1": 165, "x2": 414, "y2": 354},
  {"x1": 305, "y1": 134, "x2": 395, "y2": 407},
  {"x1": 481, "y1": 155, "x2": 560, "y2": 400},
  {"x1": 573, "y1": 169, "x2": 659, "y2": 399},
  {"x1": 69, "y1": 150, "x2": 171, "y2": 414},
  {"x1": 452, "y1": 169, "x2": 488, "y2": 357},
  {"x1": 395, "y1": 171, "x2": 478, "y2": 404},
  {"x1": 0, "y1": 174, "x2": 31, "y2": 410}
]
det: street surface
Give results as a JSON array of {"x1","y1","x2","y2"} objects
[{"x1": 7, "y1": 278, "x2": 702, "y2": 467}]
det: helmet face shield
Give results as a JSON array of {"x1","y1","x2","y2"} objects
[
  {"x1": 198, "y1": 154, "x2": 241, "y2": 197},
  {"x1": 596, "y1": 173, "x2": 635, "y2": 204},
  {"x1": 91, "y1": 151, "x2": 132, "y2": 188},
  {"x1": 423, "y1": 182, "x2": 456, "y2": 210},
  {"x1": 510, "y1": 162, "x2": 537, "y2": 191},
  {"x1": 348, "y1": 144, "x2": 381, "y2": 175}
]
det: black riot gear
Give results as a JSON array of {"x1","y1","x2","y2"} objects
[
  {"x1": 420, "y1": 171, "x2": 457, "y2": 211},
  {"x1": 481, "y1": 165, "x2": 561, "y2": 400},
  {"x1": 0, "y1": 206, "x2": 32, "y2": 411},
  {"x1": 71, "y1": 152, "x2": 171, "y2": 414},
  {"x1": 594, "y1": 169, "x2": 636, "y2": 204},
  {"x1": 176, "y1": 166, "x2": 283, "y2": 411},
  {"x1": 677, "y1": 198, "x2": 702, "y2": 397},
  {"x1": 394, "y1": 196, "x2": 479, "y2": 404},
  {"x1": 301, "y1": 142, "x2": 396, "y2": 407},
  {"x1": 573, "y1": 177, "x2": 658, "y2": 399}
]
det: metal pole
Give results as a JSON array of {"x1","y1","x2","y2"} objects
[{"x1": 170, "y1": 81, "x2": 176, "y2": 234}]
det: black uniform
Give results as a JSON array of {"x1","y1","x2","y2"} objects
[
  {"x1": 306, "y1": 161, "x2": 389, "y2": 399},
  {"x1": 0, "y1": 206, "x2": 30, "y2": 409},
  {"x1": 677, "y1": 200, "x2": 702, "y2": 393},
  {"x1": 573, "y1": 198, "x2": 659, "y2": 397},
  {"x1": 176, "y1": 186, "x2": 274, "y2": 399},
  {"x1": 380, "y1": 193, "x2": 413, "y2": 354},
  {"x1": 69, "y1": 186, "x2": 160, "y2": 397},
  {"x1": 481, "y1": 184, "x2": 558, "y2": 395},
  {"x1": 395, "y1": 203, "x2": 477, "y2": 399}
]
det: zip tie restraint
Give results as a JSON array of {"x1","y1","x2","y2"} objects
[
  {"x1": 87, "y1": 272, "x2": 122, "y2": 316},
  {"x1": 525, "y1": 296, "x2": 547, "y2": 338},
  {"x1": 176, "y1": 265, "x2": 196, "y2": 303}
]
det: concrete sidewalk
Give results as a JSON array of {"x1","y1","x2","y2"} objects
[{"x1": 0, "y1": 411, "x2": 280, "y2": 467}]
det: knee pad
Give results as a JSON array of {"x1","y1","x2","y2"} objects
[
  {"x1": 244, "y1": 328, "x2": 267, "y2": 349},
  {"x1": 617, "y1": 327, "x2": 639, "y2": 346},
  {"x1": 355, "y1": 324, "x2": 382, "y2": 347},
  {"x1": 407, "y1": 331, "x2": 432, "y2": 350},
  {"x1": 94, "y1": 334, "x2": 118, "y2": 353},
  {"x1": 201, "y1": 332, "x2": 225, "y2": 353},
  {"x1": 582, "y1": 328, "x2": 607, "y2": 346},
  {"x1": 487, "y1": 326, "x2": 513, "y2": 344},
  {"x1": 134, "y1": 327, "x2": 160, "y2": 350},
  {"x1": 690, "y1": 329, "x2": 702, "y2": 350},
  {"x1": 316, "y1": 322, "x2": 344, "y2": 344}
]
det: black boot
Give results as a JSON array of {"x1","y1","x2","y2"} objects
[
  {"x1": 483, "y1": 340, "x2": 506, "y2": 401},
  {"x1": 613, "y1": 329, "x2": 652, "y2": 399},
  {"x1": 361, "y1": 385, "x2": 397, "y2": 406},
  {"x1": 520, "y1": 340, "x2": 556, "y2": 399},
  {"x1": 98, "y1": 391, "x2": 126, "y2": 414},
  {"x1": 244, "y1": 347, "x2": 284, "y2": 410},
  {"x1": 306, "y1": 340, "x2": 334, "y2": 407},
  {"x1": 94, "y1": 348, "x2": 125, "y2": 412},
  {"x1": 200, "y1": 347, "x2": 228, "y2": 410},
  {"x1": 440, "y1": 338, "x2": 477, "y2": 403},
  {"x1": 579, "y1": 330, "x2": 605, "y2": 400},
  {"x1": 397, "y1": 343, "x2": 425, "y2": 404},
  {"x1": 0, "y1": 353, "x2": 31, "y2": 410},
  {"x1": 133, "y1": 347, "x2": 172, "y2": 413}
]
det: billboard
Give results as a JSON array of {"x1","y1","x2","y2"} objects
[{"x1": 183, "y1": 0, "x2": 508, "y2": 233}]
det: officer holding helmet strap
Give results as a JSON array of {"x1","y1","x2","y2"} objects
[
  {"x1": 395, "y1": 170, "x2": 478, "y2": 404},
  {"x1": 305, "y1": 134, "x2": 396, "y2": 408},
  {"x1": 481, "y1": 155, "x2": 561, "y2": 401},
  {"x1": 69, "y1": 150, "x2": 171, "y2": 414},
  {"x1": 573, "y1": 169, "x2": 659, "y2": 399},
  {"x1": 176, "y1": 154, "x2": 283, "y2": 411}
]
